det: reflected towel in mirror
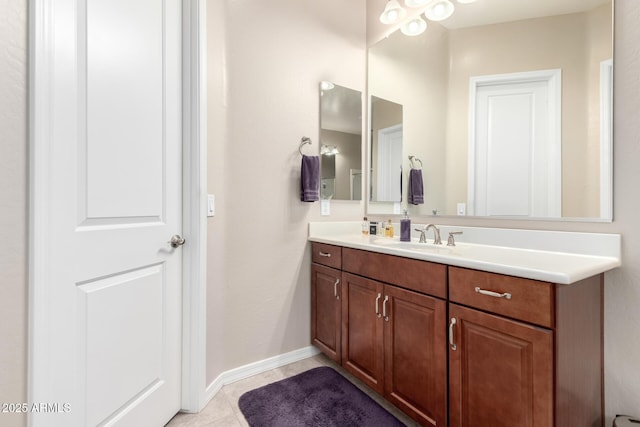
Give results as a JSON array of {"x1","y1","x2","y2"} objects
[
  {"x1": 300, "y1": 155, "x2": 320, "y2": 202},
  {"x1": 408, "y1": 168, "x2": 424, "y2": 205}
]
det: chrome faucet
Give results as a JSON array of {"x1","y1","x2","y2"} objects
[
  {"x1": 425, "y1": 224, "x2": 442, "y2": 245},
  {"x1": 414, "y1": 224, "x2": 442, "y2": 245}
]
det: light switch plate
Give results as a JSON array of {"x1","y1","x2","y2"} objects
[
  {"x1": 457, "y1": 202, "x2": 466, "y2": 216},
  {"x1": 207, "y1": 194, "x2": 215, "y2": 217},
  {"x1": 320, "y1": 199, "x2": 330, "y2": 216}
]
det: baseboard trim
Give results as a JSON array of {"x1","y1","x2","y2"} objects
[{"x1": 203, "y1": 346, "x2": 321, "y2": 409}]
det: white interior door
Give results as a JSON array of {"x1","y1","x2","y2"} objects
[
  {"x1": 376, "y1": 124, "x2": 403, "y2": 202},
  {"x1": 30, "y1": 1, "x2": 183, "y2": 426},
  {"x1": 469, "y1": 70, "x2": 561, "y2": 217}
]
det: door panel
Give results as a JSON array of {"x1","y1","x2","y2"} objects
[
  {"x1": 30, "y1": 0, "x2": 183, "y2": 426},
  {"x1": 86, "y1": 0, "x2": 165, "y2": 219},
  {"x1": 449, "y1": 304, "x2": 553, "y2": 427},
  {"x1": 311, "y1": 264, "x2": 341, "y2": 362},
  {"x1": 384, "y1": 286, "x2": 447, "y2": 426},
  {"x1": 341, "y1": 273, "x2": 384, "y2": 394},
  {"x1": 471, "y1": 71, "x2": 561, "y2": 217}
]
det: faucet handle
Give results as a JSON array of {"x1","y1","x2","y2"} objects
[
  {"x1": 447, "y1": 231, "x2": 463, "y2": 246},
  {"x1": 415, "y1": 228, "x2": 427, "y2": 243}
]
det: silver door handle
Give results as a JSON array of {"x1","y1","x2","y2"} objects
[
  {"x1": 375, "y1": 293, "x2": 382, "y2": 318},
  {"x1": 382, "y1": 295, "x2": 389, "y2": 321},
  {"x1": 449, "y1": 318, "x2": 457, "y2": 350},
  {"x1": 169, "y1": 234, "x2": 186, "y2": 248},
  {"x1": 474, "y1": 287, "x2": 512, "y2": 300},
  {"x1": 334, "y1": 279, "x2": 340, "y2": 300}
]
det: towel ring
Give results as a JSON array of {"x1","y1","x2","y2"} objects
[
  {"x1": 299, "y1": 137, "x2": 312, "y2": 155},
  {"x1": 409, "y1": 155, "x2": 423, "y2": 169}
]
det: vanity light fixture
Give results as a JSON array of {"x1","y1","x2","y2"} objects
[
  {"x1": 456, "y1": 0, "x2": 476, "y2": 3},
  {"x1": 379, "y1": 0, "x2": 406, "y2": 24},
  {"x1": 424, "y1": 0, "x2": 455, "y2": 21},
  {"x1": 401, "y1": 16, "x2": 427, "y2": 36},
  {"x1": 404, "y1": 0, "x2": 430, "y2": 7},
  {"x1": 321, "y1": 145, "x2": 340, "y2": 156}
]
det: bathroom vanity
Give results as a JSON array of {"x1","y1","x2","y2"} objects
[{"x1": 309, "y1": 222, "x2": 620, "y2": 427}]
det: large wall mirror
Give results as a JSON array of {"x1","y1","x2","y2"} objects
[
  {"x1": 320, "y1": 82, "x2": 363, "y2": 201},
  {"x1": 368, "y1": 0, "x2": 613, "y2": 221}
]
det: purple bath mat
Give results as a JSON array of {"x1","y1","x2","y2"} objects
[{"x1": 238, "y1": 366, "x2": 406, "y2": 426}]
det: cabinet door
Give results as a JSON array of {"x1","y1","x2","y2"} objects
[
  {"x1": 341, "y1": 272, "x2": 384, "y2": 394},
  {"x1": 384, "y1": 285, "x2": 447, "y2": 426},
  {"x1": 311, "y1": 264, "x2": 342, "y2": 362},
  {"x1": 449, "y1": 304, "x2": 553, "y2": 427}
]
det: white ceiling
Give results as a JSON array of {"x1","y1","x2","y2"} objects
[{"x1": 434, "y1": 0, "x2": 611, "y2": 30}]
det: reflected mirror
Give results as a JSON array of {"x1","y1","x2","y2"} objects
[
  {"x1": 368, "y1": 0, "x2": 613, "y2": 220},
  {"x1": 320, "y1": 82, "x2": 363, "y2": 200}
]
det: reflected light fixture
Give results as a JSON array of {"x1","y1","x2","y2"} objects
[
  {"x1": 379, "y1": 0, "x2": 406, "y2": 24},
  {"x1": 456, "y1": 0, "x2": 476, "y2": 3},
  {"x1": 404, "y1": 0, "x2": 430, "y2": 7},
  {"x1": 320, "y1": 81, "x2": 334, "y2": 91},
  {"x1": 401, "y1": 16, "x2": 427, "y2": 36},
  {"x1": 321, "y1": 145, "x2": 340, "y2": 156},
  {"x1": 424, "y1": 0, "x2": 455, "y2": 21}
]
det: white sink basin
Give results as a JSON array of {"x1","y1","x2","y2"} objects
[{"x1": 372, "y1": 238, "x2": 453, "y2": 254}]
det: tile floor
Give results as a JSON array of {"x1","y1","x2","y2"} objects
[{"x1": 165, "y1": 353, "x2": 418, "y2": 426}]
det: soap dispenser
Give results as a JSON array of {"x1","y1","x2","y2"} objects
[
  {"x1": 400, "y1": 210, "x2": 411, "y2": 242},
  {"x1": 385, "y1": 219, "x2": 394, "y2": 238}
]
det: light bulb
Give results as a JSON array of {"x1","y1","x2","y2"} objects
[
  {"x1": 401, "y1": 17, "x2": 427, "y2": 36},
  {"x1": 380, "y1": 0, "x2": 406, "y2": 24},
  {"x1": 424, "y1": 0, "x2": 454, "y2": 21}
]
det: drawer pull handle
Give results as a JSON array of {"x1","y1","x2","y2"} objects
[
  {"x1": 319, "y1": 252, "x2": 331, "y2": 257},
  {"x1": 449, "y1": 318, "x2": 457, "y2": 351},
  {"x1": 375, "y1": 293, "x2": 382, "y2": 318},
  {"x1": 475, "y1": 287, "x2": 512, "y2": 300},
  {"x1": 382, "y1": 296, "x2": 390, "y2": 322},
  {"x1": 334, "y1": 279, "x2": 340, "y2": 300}
]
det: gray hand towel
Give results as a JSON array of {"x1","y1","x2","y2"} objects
[
  {"x1": 408, "y1": 168, "x2": 424, "y2": 205},
  {"x1": 300, "y1": 155, "x2": 320, "y2": 202}
]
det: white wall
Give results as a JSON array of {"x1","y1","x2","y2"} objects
[{"x1": 205, "y1": 0, "x2": 366, "y2": 384}]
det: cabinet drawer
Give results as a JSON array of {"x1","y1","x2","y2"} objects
[
  {"x1": 343, "y1": 248, "x2": 446, "y2": 299},
  {"x1": 449, "y1": 267, "x2": 554, "y2": 328},
  {"x1": 311, "y1": 242, "x2": 342, "y2": 269}
]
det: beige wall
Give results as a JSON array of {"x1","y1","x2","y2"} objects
[
  {"x1": 2, "y1": 1, "x2": 639, "y2": 426},
  {"x1": 0, "y1": 0, "x2": 28, "y2": 426},
  {"x1": 205, "y1": 0, "x2": 366, "y2": 384}
]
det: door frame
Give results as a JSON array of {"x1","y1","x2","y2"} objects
[
  {"x1": 600, "y1": 58, "x2": 613, "y2": 220},
  {"x1": 467, "y1": 69, "x2": 562, "y2": 217},
  {"x1": 28, "y1": 0, "x2": 208, "y2": 419}
]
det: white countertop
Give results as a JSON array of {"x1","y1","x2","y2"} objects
[{"x1": 308, "y1": 222, "x2": 621, "y2": 284}]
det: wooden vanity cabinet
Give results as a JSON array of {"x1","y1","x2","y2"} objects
[
  {"x1": 448, "y1": 266, "x2": 604, "y2": 427},
  {"x1": 310, "y1": 243, "x2": 342, "y2": 363},
  {"x1": 341, "y1": 249, "x2": 448, "y2": 427},
  {"x1": 311, "y1": 243, "x2": 604, "y2": 427}
]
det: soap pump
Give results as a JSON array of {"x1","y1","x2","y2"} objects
[{"x1": 400, "y1": 210, "x2": 411, "y2": 242}]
